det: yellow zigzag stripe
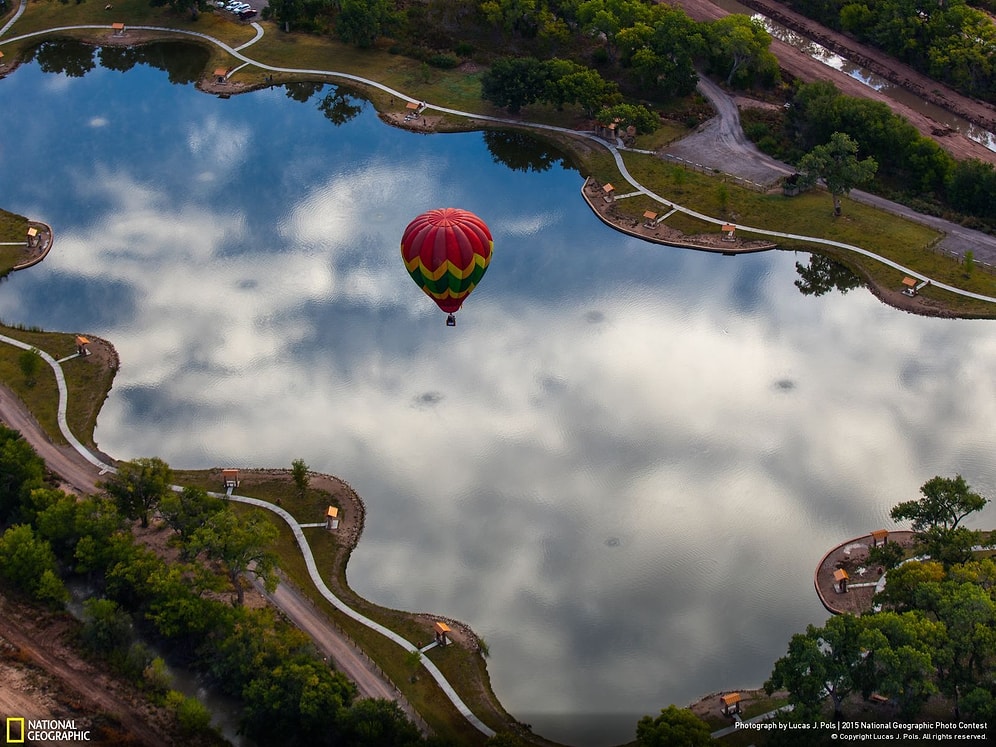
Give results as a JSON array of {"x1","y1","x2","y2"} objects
[{"x1": 403, "y1": 248, "x2": 491, "y2": 282}]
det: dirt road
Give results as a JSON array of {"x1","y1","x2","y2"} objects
[
  {"x1": 0, "y1": 380, "x2": 413, "y2": 731},
  {"x1": 672, "y1": 0, "x2": 996, "y2": 165},
  {"x1": 0, "y1": 382, "x2": 102, "y2": 495},
  {"x1": 0, "y1": 594, "x2": 174, "y2": 746},
  {"x1": 257, "y1": 576, "x2": 422, "y2": 711}
]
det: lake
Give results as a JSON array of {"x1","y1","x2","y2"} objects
[{"x1": 1, "y1": 41, "x2": 994, "y2": 746}]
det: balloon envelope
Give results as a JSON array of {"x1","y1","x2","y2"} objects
[{"x1": 400, "y1": 208, "x2": 493, "y2": 314}]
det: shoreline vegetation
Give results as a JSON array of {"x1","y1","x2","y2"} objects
[
  {"x1": 0, "y1": 4, "x2": 994, "y2": 317},
  {"x1": 0, "y1": 321, "x2": 541, "y2": 744}
]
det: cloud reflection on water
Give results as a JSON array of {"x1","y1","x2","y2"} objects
[{"x1": 1, "y1": 59, "x2": 995, "y2": 747}]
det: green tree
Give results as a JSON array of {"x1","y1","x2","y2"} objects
[
  {"x1": 241, "y1": 660, "x2": 357, "y2": 744},
  {"x1": 18, "y1": 347, "x2": 42, "y2": 387},
  {"x1": 891, "y1": 475, "x2": 988, "y2": 533},
  {"x1": 635, "y1": 705, "x2": 713, "y2": 747},
  {"x1": 708, "y1": 14, "x2": 779, "y2": 88},
  {"x1": 0, "y1": 425, "x2": 46, "y2": 522},
  {"x1": 32, "y1": 487, "x2": 83, "y2": 559},
  {"x1": 549, "y1": 65, "x2": 620, "y2": 117},
  {"x1": 100, "y1": 457, "x2": 174, "y2": 528},
  {"x1": 80, "y1": 597, "x2": 134, "y2": 656},
  {"x1": 857, "y1": 611, "x2": 944, "y2": 716},
  {"x1": 891, "y1": 475, "x2": 989, "y2": 567},
  {"x1": 72, "y1": 495, "x2": 129, "y2": 576},
  {"x1": 189, "y1": 508, "x2": 279, "y2": 606},
  {"x1": 159, "y1": 485, "x2": 226, "y2": 552},
  {"x1": 867, "y1": 539, "x2": 905, "y2": 571},
  {"x1": 765, "y1": 613, "x2": 866, "y2": 718},
  {"x1": 874, "y1": 560, "x2": 946, "y2": 612},
  {"x1": 0, "y1": 524, "x2": 67, "y2": 604},
  {"x1": 404, "y1": 648, "x2": 422, "y2": 682},
  {"x1": 145, "y1": 563, "x2": 226, "y2": 637},
  {"x1": 798, "y1": 132, "x2": 878, "y2": 216},
  {"x1": 165, "y1": 690, "x2": 214, "y2": 735},
  {"x1": 336, "y1": 0, "x2": 395, "y2": 48},
  {"x1": 480, "y1": 56, "x2": 548, "y2": 114},
  {"x1": 208, "y1": 606, "x2": 314, "y2": 695},
  {"x1": 918, "y1": 580, "x2": 996, "y2": 717},
  {"x1": 149, "y1": 0, "x2": 203, "y2": 21},
  {"x1": 291, "y1": 458, "x2": 310, "y2": 500},
  {"x1": 596, "y1": 103, "x2": 659, "y2": 135},
  {"x1": 338, "y1": 698, "x2": 424, "y2": 746}
]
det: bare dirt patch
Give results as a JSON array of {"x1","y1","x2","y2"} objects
[{"x1": 0, "y1": 593, "x2": 178, "y2": 747}]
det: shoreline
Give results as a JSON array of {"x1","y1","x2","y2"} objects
[{"x1": 3, "y1": 30, "x2": 991, "y2": 318}]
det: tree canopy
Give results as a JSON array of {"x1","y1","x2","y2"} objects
[
  {"x1": 891, "y1": 475, "x2": 989, "y2": 567},
  {"x1": 189, "y1": 507, "x2": 280, "y2": 606},
  {"x1": 798, "y1": 132, "x2": 878, "y2": 215},
  {"x1": 100, "y1": 456, "x2": 174, "y2": 528},
  {"x1": 636, "y1": 705, "x2": 713, "y2": 746}
]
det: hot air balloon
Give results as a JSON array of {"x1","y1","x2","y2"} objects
[{"x1": 400, "y1": 208, "x2": 493, "y2": 326}]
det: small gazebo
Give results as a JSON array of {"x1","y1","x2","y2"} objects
[
  {"x1": 112, "y1": 22, "x2": 126, "y2": 37},
  {"x1": 721, "y1": 224, "x2": 737, "y2": 242},
  {"x1": 643, "y1": 210, "x2": 658, "y2": 228},
  {"x1": 325, "y1": 505, "x2": 339, "y2": 530},
  {"x1": 834, "y1": 568, "x2": 850, "y2": 594},
  {"x1": 27, "y1": 226, "x2": 38, "y2": 247},
  {"x1": 720, "y1": 692, "x2": 742, "y2": 716},
  {"x1": 434, "y1": 621, "x2": 451, "y2": 646},
  {"x1": 870, "y1": 529, "x2": 889, "y2": 547},
  {"x1": 602, "y1": 183, "x2": 615, "y2": 202},
  {"x1": 901, "y1": 277, "x2": 918, "y2": 296},
  {"x1": 214, "y1": 68, "x2": 229, "y2": 84},
  {"x1": 75, "y1": 335, "x2": 90, "y2": 355},
  {"x1": 222, "y1": 469, "x2": 240, "y2": 489}
]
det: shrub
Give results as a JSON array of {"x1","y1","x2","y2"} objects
[{"x1": 428, "y1": 53, "x2": 460, "y2": 69}]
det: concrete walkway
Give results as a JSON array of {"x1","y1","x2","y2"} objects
[
  {"x1": 710, "y1": 705, "x2": 794, "y2": 738},
  {"x1": 0, "y1": 331, "x2": 496, "y2": 738},
  {"x1": 1, "y1": 20, "x2": 995, "y2": 305}
]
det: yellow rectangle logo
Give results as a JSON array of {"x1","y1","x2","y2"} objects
[{"x1": 6, "y1": 717, "x2": 26, "y2": 743}]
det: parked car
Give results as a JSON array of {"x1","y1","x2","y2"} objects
[{"x1": 238, "y1": 9, "x2": 257, "y2": 19}]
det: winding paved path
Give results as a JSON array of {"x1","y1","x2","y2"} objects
[
  {"x1": 5, "y1": 17, "x2": 991, "y2": 305},
  {"x1": 0, "y1": 331, "x2": 496, "y2": 736}
]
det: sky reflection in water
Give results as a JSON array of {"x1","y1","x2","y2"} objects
[{"x1": 1, "y1": 46, "x2": 995, "y2": 746}]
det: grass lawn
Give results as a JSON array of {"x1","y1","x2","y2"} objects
[
  {"x1": 620, "y1": 153, "x2": 996, "y2": 315},
  {"x1": 0, "y1": 208, "x2": 29, "y2": 275},
  {"x1": 0, "y1": 324, "x2": 116, "y2": 448}
]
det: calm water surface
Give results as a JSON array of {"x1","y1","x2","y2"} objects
[{"x1": 2, "y1": 43, "x2": 995, "y2": 746}]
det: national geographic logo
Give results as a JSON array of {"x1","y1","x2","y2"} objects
[
  {"x1": 6, "y1": 718, "x2": 24, "y2": 744},
  {"x1": 5, "y1": 718, "x2": 91, "y2": 743}
]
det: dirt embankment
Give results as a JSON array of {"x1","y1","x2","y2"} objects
[
  {"x1": 0, "y1": 594, "x2": 179, "y2": 747},
  {"x1": 671, "y1": 0, "x2": 996, "y2": 165}
]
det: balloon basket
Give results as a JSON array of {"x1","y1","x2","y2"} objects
[{"x1": 445, "y1": 314, "x2": 456, "y2": 327}]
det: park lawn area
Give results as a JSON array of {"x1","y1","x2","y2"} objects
[
  {"x1": 0, "y1": 209, "x2": 29, "y2": 275},
  {"x1": 620, "y1": 153, "x2": 996, "y2": 313},
  {"x1": 10, "y1": 0, "x2": 250, "y2": 44},
  {"x1": 172, "y1": 470, "x2": 513, "y2": 745},
  {"x1": 0, "y1": 325, "x2": 115, "y2": 448}
]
